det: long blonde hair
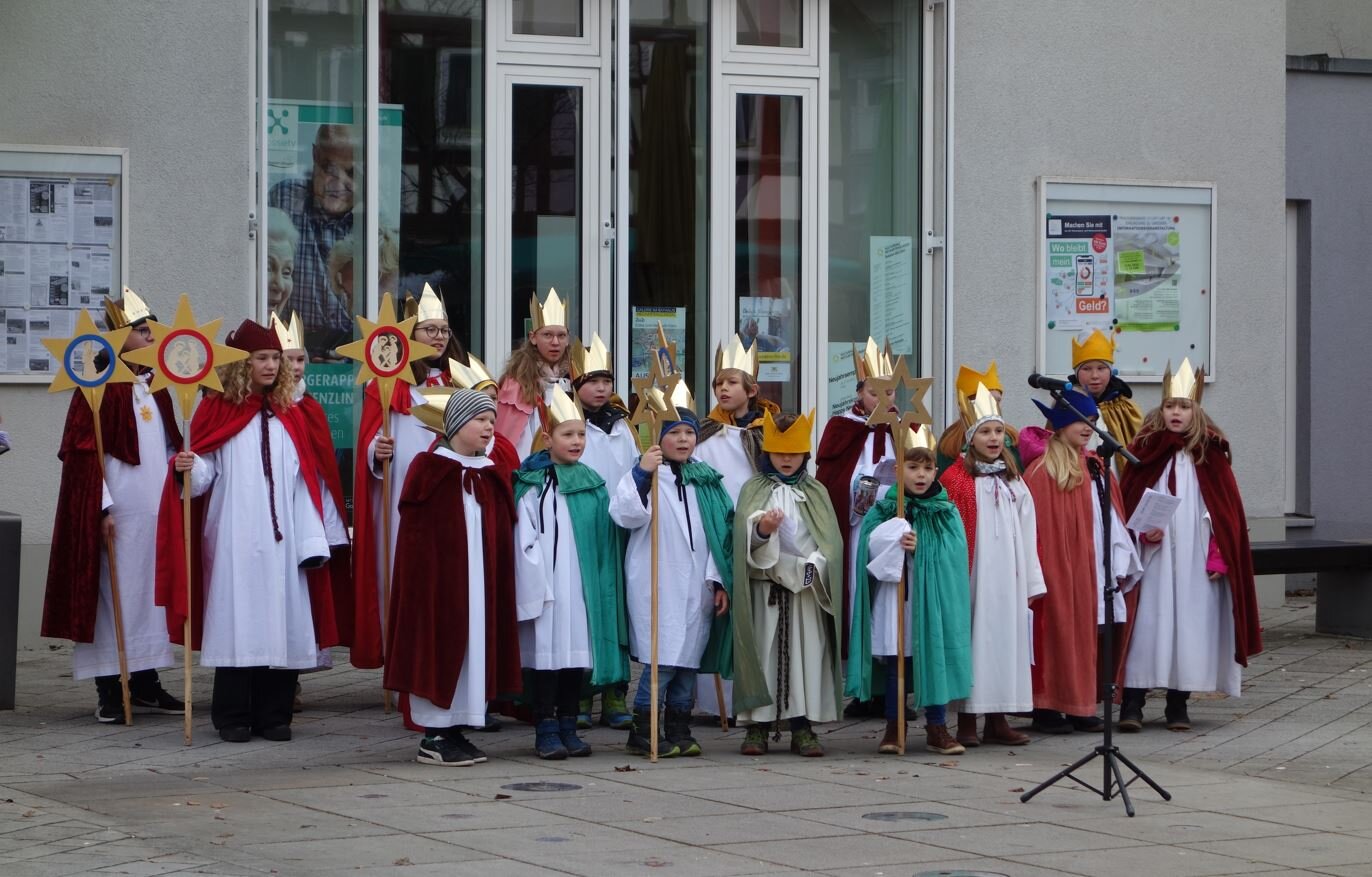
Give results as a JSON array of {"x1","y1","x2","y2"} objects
[
  {"x1": 500, "y1": 340, "x2": 569, "y2": 405},
  {"x1": 1139, "y1": 400, "x2": 1226, "y2": 464},
  {"x1": 217, "y1": 358, "x2": 297, "y2": 409},
  {"x1": 1040, "y1": 430, "x2": 1086, "y2": 491}
]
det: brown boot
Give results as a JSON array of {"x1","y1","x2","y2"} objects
[
  {"x1": 925, "y1": 723, "x2": 966, "y2": 755},
  {"x1": 982, "y1": 712, "x2": 1031, "y2": 746},
  {"x1": 956, "y1": 712, "x2": 981, "y2": 748},
  {"x1": 878, "y1": 719, "x2": 903, "y2": 754}
]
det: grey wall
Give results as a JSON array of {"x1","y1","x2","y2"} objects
[
  {"x1": 0, "y1": 0, "x2": 255, "y2": 644},
  {"x1": 1289, "y1": 0, "x2": 1372, "y2": 56},
  {"x1": 1287, "y1": 69, "x2": 1372, "y2": 538},
  {"x1": 951, "y1": 0, "x2": 1289, "y2": 519}
]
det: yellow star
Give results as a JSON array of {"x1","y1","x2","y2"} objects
[
  {"x1": 121, "y1": 295, "x2": 249, "y2": 421},
  {"x1": 334, "y1": 292, "x2": 439, "y2": 415},
  {"x1": 41, "y1": 309, "x2": 136, "y2": 418},
  {"x1": 865, "y1": 355, "x2": 935, "y2": 441}
]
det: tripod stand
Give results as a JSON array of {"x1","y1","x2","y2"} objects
[{"x1": 1019, "y1": 391, "x2": 1170, "y2": 817}]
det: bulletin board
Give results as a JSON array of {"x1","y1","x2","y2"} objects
[
  {"x1": 0, "y1": 145, "x2": 127, "y2": 382},
  {"x1": 1037, "y1": 177, "x2": 1215, "y2": 381}
]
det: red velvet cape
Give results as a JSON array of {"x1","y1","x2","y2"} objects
[
  {"x1": 1024, "y1": 452, "x2": 1136, "y2": 715},
  {"x1": 1121, "y1": 428, "x2": 1262, "y2": 665},
  {"x1": 938, "y1": 458, "x2": 979, "y2": 569},
  {"x1": 153, "y1": 393, "x2": 337, "y2": 650},
  {"x1": 42, "y1": 384, "x2": 181, "y2": 642},
  {"x1": 382, "y1": 451, "x2": 523, "y2": 726},
  {"x1": 298, "y1": 393, "x2": 354, "y2": 646},
  {"x1": 815, "y1": 413, "x2": 890, "y2": 656}
]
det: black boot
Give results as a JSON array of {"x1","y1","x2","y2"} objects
[
  {"x1": 665, "y1": 706, "x2": 700, "y2": 757},
  {"x1": 94, "y1": 676, "x2": 122, "y2": 724},
  {"x1": 1118, "y1": 688, "x2": 1146, "y2": 732},
  {"x1": 626, "y1": 707, "x2": 678, "y2": 758},
  {"x1": 1165, "y1": 689, "x2": 1191, "y2": 730}
]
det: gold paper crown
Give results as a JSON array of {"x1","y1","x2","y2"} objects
[
  {"x1": 103, "y1": 287, "x2": 152, "y2": 330},
  {"x1": 448, "y1": 354, "x2": 496, "y2": 391},
  {"x1": 542, "y1": 384, "x2": 585, "y2": 429},
  {"x1": 530, "y1": 288, "x2": 567, "y2": 331},
  {"x1": 908, "y1": 424, "x2": 936, "y2": 451},
  {"x1": 669, "y1": 375, "x2": 694, "y2": 411},
  {"x1": 760, "y1": 409, "x2": 815, "y2": 454},
  {"x1": 715, "y1": 334, "x2": 759, "y2": 377},
  {"x1": 571, "y1": 333, "x2": 613, "y2": 380},
  {"x1": 1161, "y1": 358, "x2": 1205, "y2": 404},
  {"x1": 404, "y1": 283, "x2": 447, "y2": 323},
  {"x1": 411, "y1": 387, "x2": 457, "y2": 434},
  {"x1": 852, "y1": 337, "x2": 895, "y2": 383},
  {"x1": 270, "y1": 311, "x2": 305, "y2": 351},
  {"x1": 957, "y1": 382, "x2": 1003, "y2": 428},
  {"x1": 1071, "y1": 329, "x2": 1116, "y2": 368},
  {"x1": 955, "y1": 361, "x2": 1003, "y2": 399}
]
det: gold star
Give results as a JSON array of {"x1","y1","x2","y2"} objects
[
  {"x1": 335, "y1": 292, "x2": 438, "y2": 415},
  {"x1": 121, "y1": 296, "x2": 249, "y2": 420},
  {"x1": 865, "y1": 355, "x2": 934, "y2": 437},
  {"x1": 42, "y1": 308, "x2": 136, "y2": 420}
]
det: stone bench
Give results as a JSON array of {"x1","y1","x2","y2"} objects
[{"x1": 1251, "y1": 539, "x2": 1372, "y2": 638}]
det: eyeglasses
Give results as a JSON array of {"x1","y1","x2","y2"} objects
[{"x1": 417, "y1": 325, "x2": 452, "y2": 339}]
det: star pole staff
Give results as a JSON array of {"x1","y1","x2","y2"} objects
[
  {"x1": 43, "y1": 312, "x2": 138, "y2": 725},
  {"x1": 123, "y1": 295, "x2": 248, "y2": 745},
  {"x1": 864, "y1": 355, "x2": 934, "y2": 755},
  {"x1": 335, "y1": 294, "x2": 435, "y2": 713}
]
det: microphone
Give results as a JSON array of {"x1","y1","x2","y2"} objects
[{"x1": 1027, "y1": 373, "x2": 1072, "y2": 392}]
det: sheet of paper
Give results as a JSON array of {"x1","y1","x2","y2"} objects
[{"x1": 1126, "y1": 488, "x2": 1182, "y2": 533}]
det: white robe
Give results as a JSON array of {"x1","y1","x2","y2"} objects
[
  {"x1": 515, "y1": 475, "x2": 592, "y2": 671},
  {"x1": 365, "y1": 383, "x2": 434, "y2": 620},
  {"x1": 72, "y1": 377, "x2": 177, "y2": 680},
  {"x1": 609, "y1": 465, "x2": 723, "y2": 669},
  {"x1": 409, "y1": 448, "x2": 494, "y2": 728},
  {"x1": 1124, "y1": 452, "x2": 1242, "y2": 695},
  {"x1": 189, "y1": 409, "x2": 332, "y2": 670},
  {"x1": 736, "y1": 484, "x2": 838, "y2": 724},
  {"x1": 1093, "y1": 490, "x2": 1143, "y2": 624},
  {"x1": 865, "y1": 518, "x2": 915, "y2": 656},
  {"x1": 581, "y1": 416, "x2": 638, "y2": 491},
  {"x1": 514, "y1": 375, "x2": 572, "y2": 460},
  {"x1": 833, "y1": 412, "x2": 898, "y2": 637},
  {"x1": 955, "y1": 475, "x2": 1046, "y2": 714}
]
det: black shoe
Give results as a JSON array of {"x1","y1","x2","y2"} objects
[
  {"x1": 218, "y1": 726, "x2": 252, "y2": 743},
  {"x1": 1165, "y1": 690, "x2": 1191, "y2": 731},
  {"x1": 130, "y1": 687, "x2": 185, "y2": 715},
  {"x1": 1069, "y1": 714, "x2": 1104, "y2": 733},
  {"x1": 94, "y1": 677, "x2": 123, "y2": 724},
  {"x1": 256, "y1": 725, "x2": 292, "y2": 742},
  {"x1": 1031, "y1": 709, "x2": 1074, "y2": 734},
  {"x1": 476, "y1": 711, "x2": 502, "y2": 733},
  {"x1": 417, "y1": 733, "x2": 475, "y2": 766},
  {"x1": 843, "y1": 698, "x2": 875, "y2": 718},
  {"x1": 447, "y1": 729, "x2": 487, "y2": 763},
  {"x1": 665, "y1": 706, "x2": 700, "y2": 757},
  {"x1": 625, "y1": 707, "x2": 678, "y2": 758},
  {"x1": 1118, "y1": 689, "x2": 1146, "y2": 732}
]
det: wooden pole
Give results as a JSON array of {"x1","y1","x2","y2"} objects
[
  {"x1": 90, "y1": 408, "x2": 133, "y2": 726},
  {"x1": 182, "y1": 414, "x2": 194, "y2": 746},
  {"x1": 380, "y1": 412, "x2": 394, "y2": 714},
  {"x1": 894, "y1": 426, "x2": 907, "y2": 754},
  {"x1": 714, "y1": 675, "x2": 729, "y2": 732},
  {"x1": 649, "y1": 467, "x2": 660, "y2": 762}
]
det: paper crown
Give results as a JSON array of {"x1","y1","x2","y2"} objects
[
  {"x1": 957, "y1": 382, "x2": 1002, "y2": 429},
  {"x1": 103, "y1": 287, "x2": 153, "y2": 330},
  {"x1": 448, "y1": 353, "x2": 496, "y2": 391},
  {"x1": 760, "y1": 409, "x2": 815, "y2": 454},
  {"x1": 412, "y1": 387, "x2": 455, "y2": 434},
  {"x1": 270, "y1": 311, "x2": 305, "y2": 352},
  {"x1": 571, "y1": 333, "x2": 613, "y2": 381},
  {"x1": 669, "y1": 374, "x2": 694, "y2": 411},
  {"x1": 541, "y1": 384, "x2": 585, "y2": 429},
  {"x1": 403, "y1": 283, "x2": 448, "y2": 324},
  {"x1": 530, "y1": 288, "x2": 568, "y2": 331},
  {"x1": 955, "y1": 361, "x2": 1002, "y2": 399},
  {"x1": 853, "y1": 337, "x2": 894, "y2": 383},
  {"x1": 225, "y1": 318, "x2": 281, "y2": 353},
  {"x1": 1033, "y1": 388, "x2": 1100, "y2": 430},
  {"x1": 1071, "y1": 329, "x2": 1116, "y2": 368},
  {"x1": 1162, "y1": 358, "x2": 1205, "y2": 404},
  {"x1": 908, "y1": 424, "x2": 937, "y2": 451},
  {"x1": 715, "y1": 334, "x2": 759, "y2": 377}
]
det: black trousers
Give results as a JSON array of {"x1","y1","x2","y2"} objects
[
  {"x1": 211, "y1": 667, "x2": 299, "y2": 731},
  {"x1": 529, "y1": 668, "x2": 584, "y2": 721}
]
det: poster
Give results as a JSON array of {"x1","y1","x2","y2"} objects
[
  {"x1": 630, "y1": 306, "x2": 687, "y2": 379},
  {"x1": 738, "y1": 295, "x2": 792, "y2": 382},
  {"x1": 0, "y1": 168, "x2": 119, "y2": 377},
  {"x1": 869, "y1": 236, "x2": 914, "y2": 355},
  {"x1": 1113, "y1": 214, "x2": 1182, "y2": 331},
  {"x1": 1044, "y1": 214, "x2": 1114, "y2": 332},
  {"x1": 827, "y1": 342, "x2": 860, "y2": 417}
]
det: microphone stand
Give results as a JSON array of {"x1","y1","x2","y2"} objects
[{"x1": 1019, "y1": 388, "x2": 1169, "y2": 817}]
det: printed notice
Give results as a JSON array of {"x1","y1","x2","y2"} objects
[
  {"x1": 869, "y1": 236, "x2": 914, "y2": 356},
  {"x1": 1113, "y1": 215, "x2": 1182, "y2": 332},
  {"x1": 1045, "y1": 214, "x2": 1114, "y2": 332}
]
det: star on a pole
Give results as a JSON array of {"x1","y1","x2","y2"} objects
[
  {"x1": 335, "y1": 292, "x2": 438, "y2": 414},
  {"x1": 865, "y1": 355, "x2": 934, "y2": 434},
  {"x1": 121, "y1": 295, "x2": 248, "y2": 420},
  {"x1": 41, "y1": 309, "x2": 136, "y2": 414}
]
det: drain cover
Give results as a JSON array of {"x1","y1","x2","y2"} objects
[
  {"x1": 501, "y1": 781, "x2": 583, "y2": 792},
  {"x1": 861, "y1": 811, "x2": 948, "y2": 822}
]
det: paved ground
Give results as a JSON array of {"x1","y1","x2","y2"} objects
[{"x1": 2, "y1": 595, "x2": 1370, "y2": 877}]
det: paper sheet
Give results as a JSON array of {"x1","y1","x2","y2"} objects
[{"x1": 1125, "y1": 488, "x2": 1182, "y2": 533}]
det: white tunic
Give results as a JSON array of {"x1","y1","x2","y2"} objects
[
  {"x1": 865, "y1": 518, "x2": 915, "y2": 656},
  {"x1": 365, "y1": 383, "x2": 434, "y2": 615},
  {"x1": 1124, "y1": 452, "x2": 1242, "y2": 696},
  {"x1": 409, "y1": 448, "x2": 494, "y2": 728},
  {"x1": 1092, "y1": 490, "x2": 1143, "y2": 624},
  {"x1": 694, "y1": 425, "x2": 756, "y2": 499},
  {"x1": 72, "y1": 377, "x2": 177, "y2": 680},
  {"x1": 832, "y1": 412, "x2": 897, "y2": 630},
  {"x1": 514, "y1": 375, "x2": 572, "y2": 460},
  {"x1": 955, "y1": 475, "x2": 1046, "y2": 714},
  {"x1": 736, "y1": 484, "x2": 838, "y2": 724},
  {"x1": 515, "y1": 474, "x2": 592, "y2": 671},
  {"x1": 189, "y1": 406, "x2": 331, "y2": 669},
  {"x1": 581, "y1": 416, "x2": 638, "y2": 491},
  {"x1": 609, "y1": 465, "x2": 723, "y2": 668}
]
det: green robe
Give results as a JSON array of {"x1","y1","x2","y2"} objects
[
  {"x1": 683, "y1": 460, "x2": 737, "y2": 677},
  {"x1": 731, "y1": 472, "x2": 846, "y2": 716},
  {"x1": 514, "y1": 452, "x2": 630, "y2": 686},
  {"x1": 847, "y1": 483, "x2": 973, "y2": 708}
]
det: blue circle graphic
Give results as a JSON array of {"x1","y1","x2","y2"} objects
[{"x1": 64, "y1": 334, "x2": 115, "y2": 388}]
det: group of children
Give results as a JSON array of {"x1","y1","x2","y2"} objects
[{"x1": 43, "y1": 289, "x2": 1262, "y2": 766}]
